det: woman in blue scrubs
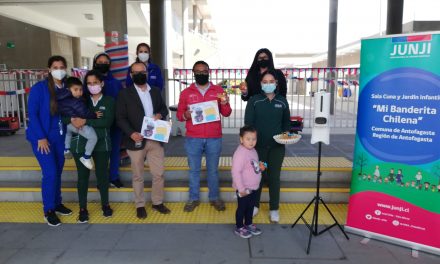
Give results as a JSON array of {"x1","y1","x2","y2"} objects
[{"x1": 26, "y1": 55, "x2": 73, "y2": 226}]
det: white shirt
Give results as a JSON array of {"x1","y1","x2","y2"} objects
[
  {"x1": 134, "y1": 84, "x2": 154, "y2": 117},
  {"x1": 91, "y1": 94, "x2": 103, "y2": 107}
]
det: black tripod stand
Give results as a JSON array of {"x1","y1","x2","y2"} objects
[{"x1": 291, "y1": 141, "x2": 349, "y2": 254}]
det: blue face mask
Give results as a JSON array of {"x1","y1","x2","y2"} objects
[{"x1": 261, "y1": 83, "x2": 276, "y2": 93}]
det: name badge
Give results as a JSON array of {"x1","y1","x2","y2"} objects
[
  {"x1": 58, "y1": 120, "x2": 63, "y2": 135},
  {"x1": 99, "y1": 106, "x2": 106, "y2": 110},
  {"x1": 274, "y1": 104, "x2": 282, "y2": 108}
]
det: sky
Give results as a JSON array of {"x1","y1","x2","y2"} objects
[{"x1": 207, "y1": 0, "x2": 440, "y2": 67}]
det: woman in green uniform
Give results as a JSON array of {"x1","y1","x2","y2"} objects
[
  {"x1": 244, "y1": 69, "x2": 290, "y2": 223},
  {"x1": 67, "y1": 70, "x2": 115, "y2": 223}
]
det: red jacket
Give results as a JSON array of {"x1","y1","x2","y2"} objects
[{"x1": 177, "y1": 82, "x2": 232, "y2": 138}]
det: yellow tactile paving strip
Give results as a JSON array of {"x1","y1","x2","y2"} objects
[
  {"x1": 0, "y1": 187, "x2": 351, "y2": 193},
  {"x1": 0, "y1": 202, "x2": 347, "y2": 225},
  {"x1": 0, "y1": 157, "x2": 352, "y2": 171}
]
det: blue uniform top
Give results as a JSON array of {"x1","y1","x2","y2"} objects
[
  {"x1": 26, "y1": 79, "x2": 63, "y2": 142},
  {"x1": 103, "y1": 72, "x2": 123, "y2": 100},
  {"x1": 125, "y1": 62, "x2": 164, "y2": 91}
]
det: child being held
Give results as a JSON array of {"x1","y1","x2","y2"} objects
[
  {"x1": 231, "y1": 125, "x2": 265, "y2": 239},
  {"x1": 58, "y1": 77, "x2": 102, "y2": 170}
]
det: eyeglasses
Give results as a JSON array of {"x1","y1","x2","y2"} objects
[{"x1": 193, "y1": 71, "x2": 209, "y2": 75}]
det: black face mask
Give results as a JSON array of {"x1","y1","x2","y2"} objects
[
  {"x1": 194, "y1": 74, "x2": 209, "y2": 85},
  {"x1": 94, "y1": 63, "x2": 110, "y2": 74},
  {"x1": 257, "y1": 59, "x2": 270, "y2": 68},
  {"x1": 132, "y1": 73, "x2": 147, "y2": 85}
]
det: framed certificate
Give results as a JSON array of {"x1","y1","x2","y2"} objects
[
  {"x1": 189, "y1": 100, "x2": 220, "y2": 125},
  {"x1": 141, "y1": 117, "x2": 172, "y2": 143}
]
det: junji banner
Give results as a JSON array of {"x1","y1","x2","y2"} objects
[{"x1": 345, "y1": 32, "x2": 440, "y2": 255}]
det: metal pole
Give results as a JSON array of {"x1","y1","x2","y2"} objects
[
  {"x1": 386, "y1": 0, "x2": 404, "y2": 35},
  {"x1": 327, "y1": 0, "x2": 338, "y2": 115}
]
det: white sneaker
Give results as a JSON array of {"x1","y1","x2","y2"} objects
[
  {"x1": 253, "y1": 206, "x2": 259, "y2": 217},
  {"x1": 80, "y1": 157, "x2": 94, "y2": 170},
  {"x1": 269, "y1": 210, "x2": 279, "y2": 223}
]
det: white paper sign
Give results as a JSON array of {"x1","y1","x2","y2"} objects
[
  {"x1": 140, "y1": 117, "x2": 171, "y2": 143},
  {"x1": 189, "y1": 100, "x2": 220, "y2": 125}
]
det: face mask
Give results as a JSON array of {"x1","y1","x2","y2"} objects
[
  {"x1": 88, "y1": 84, "x2": 102, "y2": 95},
  {"x1": 261, "y1": 83, "x2": 276, "y2": 94},
  {"x1": 51, "y1": 69, "x2": 66, "y2": 80},
  {"x1": 132, "y1": 73, "x2": 147, "y2": 85},
  {"x1": 257, "y1": 59, "x2": 270, "y2": 68},
  {"x1": 138, "y1": 53, "x2": 149, "y2": 63},
  {"x1": 94, "y1": 63, "x2": 110, "y2": 74},
  {"x1": 194, "y1": 74, "x2": 209, "y2": 85}
]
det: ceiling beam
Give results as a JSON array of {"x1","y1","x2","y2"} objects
[{"x1": 0, "y1": 5, "x2": 78, "y2": 36}]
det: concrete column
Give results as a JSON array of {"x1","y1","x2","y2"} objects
[
  {"x1": 193, "y1": 5, "x2": 197, "y2": 31},
  {"x1": 72, "y1": 37, "x2": 82, "y2": 68},
  {"x1": 386, "y1": 0, "x2": 404, "y2": 35},
  {"x1": 102, "y1": 0, "x2": 128, "y2": 83},
  {"x1": 327, "y1": 0, "x2": 338, "y2": 115},
  {"x1": 182, "y1": 0, "x2": 189, "y2": 68},
  {"x1": 199, "y1": 18, "x2": 204, "y2": 35}
]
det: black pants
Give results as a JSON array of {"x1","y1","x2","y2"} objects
[{"x1": 235, "y1": 191, "x2": 257, "y2": 228}]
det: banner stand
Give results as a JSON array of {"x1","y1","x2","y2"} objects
[
  {"x1": 345, "y1": 226, "x2": 440, "y2": 256},
  {"x1": 346, "y1": 31, "x2": 440, "y2": 256}
]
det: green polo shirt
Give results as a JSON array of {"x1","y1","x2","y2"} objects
[{"x1": 244, "y1": 93, "x2": 291, "y2": 148}]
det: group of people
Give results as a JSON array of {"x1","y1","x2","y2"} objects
[{"x1": 27, "y1": 47, "x2": 291, "y2": 239}]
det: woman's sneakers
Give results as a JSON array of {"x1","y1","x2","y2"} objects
[
  {"x1": 77, "y1": 206, "x2": 112, "y2": 223},
  {"x1": 269, "y1": 210, "x2": 280, "y2": 223},
  {"x1": 102, "y1": 205, "x2": 113, "y2": 218},
  {"x1": 234, "y1": 227, "x2": 252, "y2": 239},
  {"x1": 78, "y1": 208, "x2": 89, "y2": 224},
  {"x1": 45, "y1": 210, "x2": 61, "y2": 227},
  {"x1": 55, "y1": 204, "x2": 73, "y2": 216},
  {"x1": 80, "y1": 156, "x2": 94, "y2": 170}
]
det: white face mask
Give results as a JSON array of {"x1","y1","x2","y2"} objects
[
  {"x1": 51, "y1": 69, "x2": 67, "y2": 80},
  {"x1": 138, "y1": 53, "x2": 149, "y2": 63}
]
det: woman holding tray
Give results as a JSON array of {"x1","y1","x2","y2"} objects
[{"x1": 244, "y1": 69, "x2": 291, "y2": 223}]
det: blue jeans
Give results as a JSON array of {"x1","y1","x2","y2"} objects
[{"x1": 184, "y1": 137, "x2": 222, "y2": 201}]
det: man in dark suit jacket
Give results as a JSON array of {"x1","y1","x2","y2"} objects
[{"x1": 116, "y1": 62, "x2": 170, "y2": 219}]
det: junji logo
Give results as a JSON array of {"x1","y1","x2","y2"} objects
[{"x1": 389, "y1": 34, "x2": 431, "y2": 58}]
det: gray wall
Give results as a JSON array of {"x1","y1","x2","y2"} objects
[
  {"x1": 0, "y1": 15, "x2": 77, "y2": 69},
  {"x1": 0, "y1": 15, "x2": 51, "y2": 69}
]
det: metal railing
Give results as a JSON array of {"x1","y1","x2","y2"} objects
[
  {"x1": 0, "y1": 70, "x2": 48, "y2": 129},
  {"x1": 0, "y1": 68, "x2": 359, "y2": 131},
  {"x1": 169, "y1": 68, "x2": 360, "y2": 129}
]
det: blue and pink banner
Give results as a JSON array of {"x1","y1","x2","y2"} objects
[{"x1": 346, "y1": 32, "x2": 440, "y2": 255}]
